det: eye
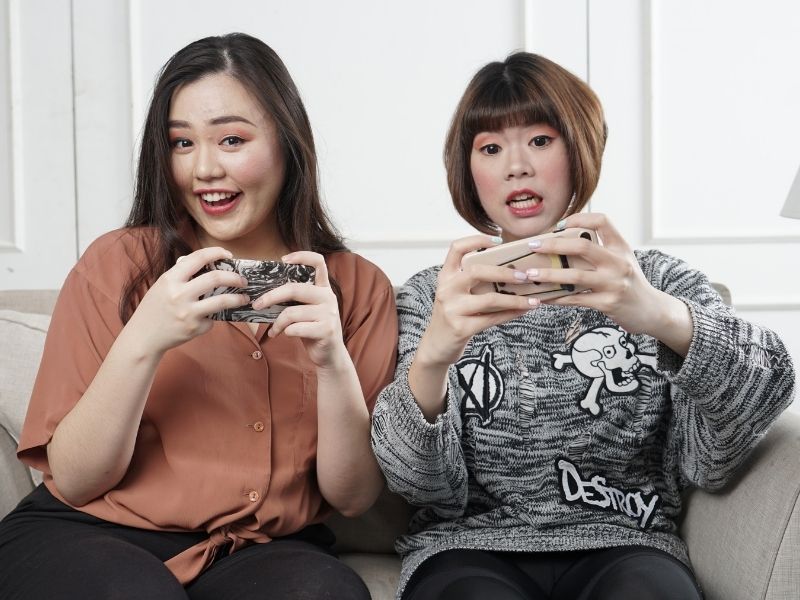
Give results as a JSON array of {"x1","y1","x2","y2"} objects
[
  {"x1": 171, "y1": 138, "x2": 193, "y2": 150},
  {"x1": 480, "y1": 144, "x2": 501, "y2": 156},
  {"x1": 530, "y1": 135, "x2": 552, "y2": 148},
  {"x1": 619, "y1": 337, "x2": 628, "y2": 348},
  {"x1": 221, "y1": 135, "x2": 244, "y2": 147},
  {"x1": 603, "y1": 345, "x2": 617, "y2": 358}
]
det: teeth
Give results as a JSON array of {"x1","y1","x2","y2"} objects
[
  {"x1": 200, "y1": 192, "x2": 237, "y2": 203},
  {"x1": 509, "y1": 195, "x2": 540, "y2": 207}
]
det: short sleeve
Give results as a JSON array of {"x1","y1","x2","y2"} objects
[
  {"x1": 17, "y1": 232, "x2": 141, "y2": 473},
  {"x1": 333, "y1": 254, "x2": 398, "y2": 413}
]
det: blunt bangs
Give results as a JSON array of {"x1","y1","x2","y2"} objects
[{"x1": 462, "y1": 78, "x2": 563, "y2": 143}]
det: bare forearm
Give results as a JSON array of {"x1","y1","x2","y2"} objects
[
  {"x1": 645, "y1": 291, "x2": 693, "y2": 357},
  {"x1": 47, "y1": 325, "x2": 162, "y2": 506},
  {"x1": 315, "y1": 355, "x2": 385, "y2": 517}
]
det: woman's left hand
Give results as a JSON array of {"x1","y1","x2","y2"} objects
[
  {"x1": 534, "y1": 213, "x2": 692, "y2": 353},
  {"x1": 251, "y1": 251, "x2": 347, "y2": 370}
]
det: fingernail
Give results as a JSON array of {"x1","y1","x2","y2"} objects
[
  {"x1": 240, "y1": 276, "x2": 248, "y2": 287},
  {"x1": 176, "y1": 256, "x2": 185, "y2": 263},
  {"x1": 555, "y1": 219, "x2": 567, "y2": 231},
  {"x1": 527, "y1": 269, "x2": 539, "y2": 279},
  {"x1": 224, "y1": 250, "x2": 233, "y2": 258},
  {"x1": 491, "y1": 236, "x2": 503, "y2": 244},
  {"x1": 513, "y1": 270, "x2": 527, "y2": 280},
  {"x1": 528, "y1": 240, "x2": 541, "y2": 249},
  {"x1": 528, "y1": 298, "x2": 540, "y2": 307}
]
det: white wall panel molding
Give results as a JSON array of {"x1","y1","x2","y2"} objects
[
  {"x1": 645, "y1": 0, "x2": 800, "y2": 245},
  {"x1": 0, "y1": 0, "x2": 13, "y2": 250},
  {"x1": 0, "y1": 0, "x2": 76, "y2": 289},
  {"x1": 73, "y1": 0, "x2": 134, "y2": 252},
  {"x1": 590, "y1": 0, "x2": 800, "y2": 314}
]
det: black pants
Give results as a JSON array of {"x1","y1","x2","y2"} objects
[
  {"x1": 0, "y1": 485, "x2": 371, "y2": 600},
  {"x1": 403, "y1": 546, "x2": 703, "y2": 600}
]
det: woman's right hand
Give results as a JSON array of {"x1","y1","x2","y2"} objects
[
  {"x1": 417, "y1": 235, "x2": 540, "y2": 367},
  {"x1": 409, "y1": 235, "x2": 538, "y2": 421},
  {"x1": 125, "y1": 247, "x2": 250, "y2": 357}
]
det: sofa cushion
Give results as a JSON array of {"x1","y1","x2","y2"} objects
[{"x1": 0, "y1": 309, "x2": 50, "y2": 485}]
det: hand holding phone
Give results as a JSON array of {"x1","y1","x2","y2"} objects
[
  {"x1": 461, "y1": 228, "x2": 599, "y2": 300},
  {"x1": 200, "y1": 258, "x2": 315, "y2": 322}
]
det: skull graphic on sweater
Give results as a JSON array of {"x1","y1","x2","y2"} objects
[{"x1": 552, "y1": 326, "x2": 657, "y2": 417}]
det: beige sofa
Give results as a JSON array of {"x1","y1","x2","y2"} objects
[{"x1": 1, "y1": 288, "x2": 798, "y2": 600}]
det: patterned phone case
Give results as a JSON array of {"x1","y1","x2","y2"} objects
[{"x1": 201, "y1": 258, "x2": 315, "y2": 322}]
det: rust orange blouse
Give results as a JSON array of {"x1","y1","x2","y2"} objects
[{"x1": 17, "y1": 227, "x2": 398, "y2": 583}]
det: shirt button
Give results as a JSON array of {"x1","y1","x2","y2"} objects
[
  {"x1": 251, "y1": 350, "x2": 263, "y2": 360},
  {"x1": 248, "y1": 490, "x2": 260, "y2": 502},
  {"x1": 253, "y1": 421, "x2": 265, "y2": 432}
]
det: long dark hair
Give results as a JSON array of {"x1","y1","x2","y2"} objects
[
  {"x1": 444, "y1": 52, "x2": 607, "y2": 234},
  {"x1": 121, "y1": 33, "x2": 345, "y2": 322}
]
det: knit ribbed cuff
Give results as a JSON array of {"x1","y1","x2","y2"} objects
[
  {"x1": 658, "y1": 299, "x2": 736, "y2": 406},
  {"x1": 385, "y1": 363, "x2": 457, "y2": 452}
]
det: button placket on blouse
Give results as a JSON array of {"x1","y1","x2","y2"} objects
[
  {"x1": 243, "y1": 341, "x2": 269, "y2": 511},
  {"x1": 248, "y1": 346, "x2": 266, "y2": 432}
]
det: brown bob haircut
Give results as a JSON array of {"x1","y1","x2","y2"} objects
[{"x1": 444, "y1": 52, "x2": 607, "y2": 234}]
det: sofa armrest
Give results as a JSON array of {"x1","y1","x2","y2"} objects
[{"x1": 680, "y1": 410, "x2": 800, "y2": 600}]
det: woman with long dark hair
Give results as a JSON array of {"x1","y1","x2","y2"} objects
[{"x1": 0, "y1": 33, "x2": 397, "y2": 599}]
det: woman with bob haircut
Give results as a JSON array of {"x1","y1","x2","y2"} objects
[
  {"x1": 371, "y1": 52, "x2": 793, "y2": 600},
  {"x1": 0, "y1": 33, "x2": 397, "y2": 599}
]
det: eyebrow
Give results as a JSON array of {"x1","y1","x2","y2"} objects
[{"x1": 168, "y1": 115, "x2": 256, "y2": 129}]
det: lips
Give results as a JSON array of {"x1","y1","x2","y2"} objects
[
  {"x1": 506, "y1": 189, "x2": 544, "y2": 217},
  {"x1": 196, "y1": 191, "x2": 241, "y2": 216}
]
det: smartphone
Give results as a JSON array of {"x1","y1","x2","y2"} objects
[
  {"x1": 460, "y1": 228, "x2": 598, "y2": 300},
  {"x1": 200, "y1": 258, "x2": 316, "y2": 322}
]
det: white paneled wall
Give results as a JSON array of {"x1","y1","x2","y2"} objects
[
  {"x1": 0, "y1": 0, "x2": 77, "y2": 287},
  {"x1": 0, "y1": 0, "x2": 797, "y2": 401}
]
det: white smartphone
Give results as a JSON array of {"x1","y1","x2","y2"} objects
[{"x1": 461, "y1": 228, "x2": 599, "y2": 300}]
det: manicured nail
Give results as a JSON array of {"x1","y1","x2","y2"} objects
[
  {"x1": 240, "y1": 276, "x2": 248, "y2": 287},
  {"x1": 513, "y1": 270, "x2": 527, "y2": 280},
  {"x1": 555, "y1": 219, "x2": 567, "y2": 230},
  {"x1": 528, "y1": 298, "x2": 540, "y2": 307},
  {"x1": 528, "y1": 240, "x2": 541, "y2": 249},
  {"x1": 491, "y1": 236, "x2": 503, "y2": 244},
  {"x1": 527, "y1": 269, "x2": 539, "y2": 279}
]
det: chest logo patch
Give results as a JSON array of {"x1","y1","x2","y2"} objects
[
  {"x1": 552, "y1": 326, "x2": 657, "y2": 417},
  {"x1": 457, "y1": 345, "x2": 505, "y2": 425}
]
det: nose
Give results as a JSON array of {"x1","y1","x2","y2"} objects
[
  {"x1": 194, "y1": 144, "x2": 225, "y2": 181},
  {"x1": 505, "y1": 145, "x2": 534, "y2": 180}
]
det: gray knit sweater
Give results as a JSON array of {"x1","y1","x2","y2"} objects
[{"x1": 371, "y1": 249, "x2": 795, "y2": 598}]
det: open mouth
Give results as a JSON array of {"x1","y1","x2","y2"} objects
[
  {"x1": 200, "y1": 191, "x2": 241, "y2": 207},
  {"x1": 506, "y1": 192, "x2": 542, "y2": 208},
  {"x1": 611, "y1": 367, "x2": 634, "y2": 387}
]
